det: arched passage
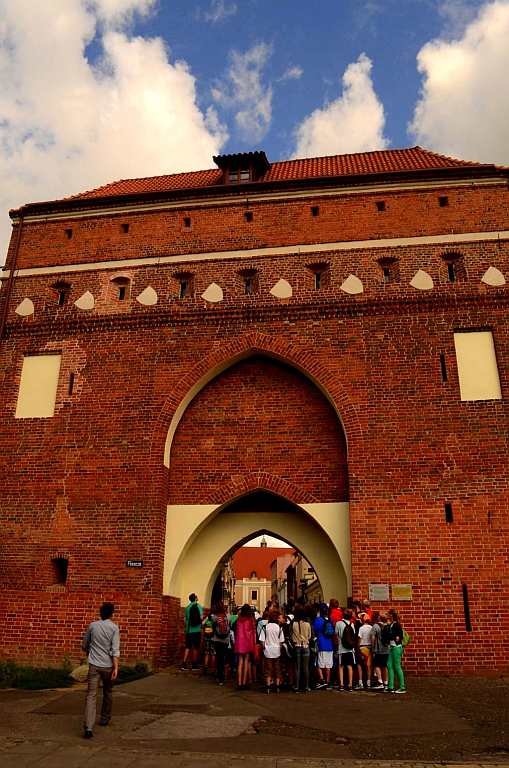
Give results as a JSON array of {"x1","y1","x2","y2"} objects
[
  {"x1": 165, "y1": 491, "x2": 350, "y2": 605},
  {"x1": 163, "y1": 349, "x2": 352, "y2": 606}
]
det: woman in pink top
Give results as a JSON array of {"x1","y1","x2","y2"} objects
[{"x1": 234, "y1": 604, "x2": 256, "y2": 689}]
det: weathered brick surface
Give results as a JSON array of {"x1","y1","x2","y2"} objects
[{"x1": 1, "y1": 176, "x2": 508, "y2": 673}]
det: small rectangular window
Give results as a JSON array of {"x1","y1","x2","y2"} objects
[
  {"x1": 315, "y1": 272, "x2": 322, "y2": 290},
  {"x1": 51, "y1": 557, "x2": 68, "y2": 585},
  {"x1": 244, "y1": 277, "x2": 254, "y2": 295},
  {"x1": 121, "y1": 223, "x2": 129, "y2": 233},
  {"x1": 16, "y1": 354, "x2": 61, "y2": 418},
  {"x1": 383, "y1": 267, "x2": 391, "y2": 284},
  {"x1": 462, "y1": 583, "x2": 472, "y2": 632},
  {"x1": 183, "y1": 216, "x2": 191, "y2": 228},
  {"x1": 244, "y1": 211, "x2": 253, "y2": 222},
  {"x1": 376, "y1": 200, "x2": 386, "y2": 212},
  {"x1": 439, "y1": 196, "x2": 449, "y2": 207},
  {"x1": 57, "y1": 290, "x2": 67, "y2": 306},
  {"x1": 179, "y1": 280, "x2": 189, "y2": 299},
  {"x1": 445, "y1": 502, "x2": 453, "y2": 523},
  {"x1": 447, "y1": 263, "x2": 456, "y2": 283},
  {"x1": 239, "y1": 169, "x2": 250, "y2": 182},
  {"x1": 68, "y1": 372, "x2": 75, "y2": 396},
  {"x1": 65, "y1": 228, "x2": 73, "y2": 239},
  {"x1": 454, "y1": 331, "x2": 502, "y2": 401},
  {"x1": 251, "y1": 590, "x2": 258, "y2": 600},
  {"x1": 311, "y1": 206, "x2": 319, "y2": 217},
  {"x1": 118, "y1": 286, "x2": 126, "y2": 301}
]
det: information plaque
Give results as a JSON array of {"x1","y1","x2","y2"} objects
[
  {"x1": 392, "y1": 584, "x2": 412, "y2": 601},
  {"x1": 368, "y1": 583, "x2": 390, "y2": 602}
]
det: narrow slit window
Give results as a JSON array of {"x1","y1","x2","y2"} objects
[
  {"x1": 440, "y1": 353, "x2": 448, "y2": 382},
  {"x1": 251, "y1": 590, "x2": 258, "y2": 601},
  {"x1": 68, "y1": 372, "x2": 75, "y2": 396},
  {"x1": 179, "y1": 279, "x2": 189, "y2": 299},
  {"x1": 439, "y1": 196, "x2": 449, "y2": 207},
  {"x1": 118, "y1": 285, "x2": 126, "y2": 300},
  {"x1": 244, "y1": 276, "x2": 254, "y2": 295},
  {"x1": 57, "y1": 290, "x2": 67, "y2": 306},
  {"x1": 65, "y1": 228, "x2": 73, "y2": 239},
  {"x1": 445, "y1": 502, "x2": 453, "y2": 523},
  {"x1": 121, "y1": 223, "x2": 129, "y2": 233},
  {"x1": 244, "y1": 211, "x2": 253, "y2": 222},
  {"x1": 447, "y1": 263, "x2": 456, "y2": 283},
  {"x1": 311, "y1": 206, "x2": 319, "y2": 217},
  {"x1": 376, "y1": 200, "x2": 386, "y2": 212},
  {"x1": 383, "y1": 267, "x2": 391, "y2": 284},
  {"x1": 462, "y1": 583, "x2": 472, "y2": 632},
  {"x1": 315, "y1": 272, "x2": 322, "y2": 290},
  {"x1": 51, "y1": 557, "x2": 68, "y2": 585},
  {"x1": 183, "y1": 216, "x2": 191, "y2": 228}
]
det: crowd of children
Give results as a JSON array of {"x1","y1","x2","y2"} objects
[{"x1": 181, "y1": 593, "x2": 409, "y2": 694}]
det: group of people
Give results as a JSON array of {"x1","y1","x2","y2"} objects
[{"x1": 182, "y1": 593, "x2": 409, "y2": 694}]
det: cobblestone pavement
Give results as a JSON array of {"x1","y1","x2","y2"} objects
[{"x1": 0, "y1": 670, "x2": 508, "y2": 767}]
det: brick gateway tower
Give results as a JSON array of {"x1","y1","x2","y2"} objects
[{"x1": 1, "y1": 147, "x2": 508, "y2": 674}]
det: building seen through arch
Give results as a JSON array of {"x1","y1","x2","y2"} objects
[{"x1": 1, "y1": 146, "x2": 509, "y2": 674}]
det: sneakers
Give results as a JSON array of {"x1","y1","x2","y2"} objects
[
  {"x1": 353, "y1": 682, "x2": 364, "y2": 690},
  {"x1": 315, "y1": 682, "x2": 327, "y2": 689},
  {"x1": 394, "y1": 688, "x2": 407, "y2": 694},
  {"x1": 371, "y1": 682, "x2": 384, "y2": 690},
  {"x1": 83, "y1": 728, "x2": 93, "y2": 739}
]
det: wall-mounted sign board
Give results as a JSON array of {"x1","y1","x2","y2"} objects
[
  {"x1": 392, "y1": 584, "x2": 412, "y2": 601},
  {"x1": 368, "y1": 583, "x2": 390, "y2": 602},
  {"x1": 126, "y1": 560, "x2": 143, "y2": 568}
]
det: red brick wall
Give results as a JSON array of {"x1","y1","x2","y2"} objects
[
  {"x1": 6, "y1": 181, "x2": 509, "y2": 270},
  {"x1": 1, "y1": 182, "x2": 508, "y2": 674},
  {"x1": 169, "y1": 355, "x2": 348, "y2": 504}
]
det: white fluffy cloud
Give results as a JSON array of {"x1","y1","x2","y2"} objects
[
  {"x1": 0, "y1": 0, "x2": 227, "y2": 263},
  {"x1": 200, "y1": 0, "x2": 238, "y2": 23},
  {"x1": 410, "y1": 1, "x2": 509, "y2": 163},
  {"x1": 293, "y1": 53, "x2": 388, "y2": 158},
  {"x1": 212, "y1": 43, "x2": 273, "y2": 143},
  {"x1": 279, "y1": 65, "x2": 303, "y2": 82}
]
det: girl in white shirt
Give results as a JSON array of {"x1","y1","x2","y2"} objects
[{"x1": 260, "y1": 612, "x2": 284, "y2": 693}]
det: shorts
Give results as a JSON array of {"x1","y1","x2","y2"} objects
[
  {"x1": 360, "y1": 646, "x2": 371, "y2": 659},
  {"x1": 185, "y1": 632, "x2": 201, "y2": 650},
  {"x1": 318, "y1": 651, "x2": 333, "y2": 669},
  {"x1": 340, "y1": 651, "x2": 355, "y2": 667},
  {"x1": 373, "y1": 653, "x2": 388, "y2": 668},
  {"x1": 263, "y1": 657, "x2": 281, "y2": 679},
  {"x1": 204, "y1": 637, "x2": 215, "y2": 655}
]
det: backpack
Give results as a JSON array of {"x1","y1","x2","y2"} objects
[
  {"x1": 214, "y1": 614, "x2": 230, "y2": 639},
  {"x1": 324, "y1": 619, "x2": 335, "y2": 639},
  {"x1": 341, "y1": 620, "x2": 356, "y2": 650},
  {"x1": 381, "y1": 623, "x2": 392, "y2": 647},
  {"x1": 188, "y1": 602, "x2": 201, "y2": 628},
  {"x1": 402, "y1": 629, "x2": 411, "y2": 647},
  {"x1": 203, "y1": 618, "x2": 214, "y2": 636}
]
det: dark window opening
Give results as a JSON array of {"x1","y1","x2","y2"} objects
[
  {"x1": 179, "y1": 279, "x2": 190, "y2": 299},
  {"x1": 111, "y1": 276, "x2": 130, "y2": 301},
  {"x1": 121, "y1": 223, "x2": 129, "y2": 233},
  {"x1": 376, "y1": 200, "x2": 386, "y2": 212},
  {"x1": 447, "y1": 262, "x2": 456, "y2": 283},
  {"x1": 68, "y1": 372, "x2": 75, "y2": 396},
  {"x1": 57, "y1": 290, "x2": 67, "y2": 306},
  {"x1": 118, "y1": 285, "x2": 126, "y2": 300},
  {"x1": 315, "y1": 272, "x2": 322, "y2": 290},
  {"x1": 440, "y1": 353, "x2": 448, "y2": 382},
  {"x1": 383, "y1": 267, "x2": 391, "y2": 284},
  {"x1": 311, "y1": 206, "x2": 319, "y2": 217},
  {"x1": 251, "y1": 590, "x2": 258, "y2": 600},
  {"x1": 229, "y1": 168, "x2": 251, "y2": 184},
  {"x1": 244, "y1": 211, "x2": 253, "y2": 222},
  {"x1": 439, "y1": 196, "x2": 449, "y2": 207},
  {"x1": 462, "y1": 583, "x2": 472, "y2": 632},
  {"x1": 244, "y1": 276, "x2": 255, "y2": 295},
  {"x1": 51, "y1": 557, "x2": 68, "y2": 585},
  {"x1": 445, "y1": 502, "x2": 453, "y2": 523},
  {"x1": 183, "y1": 216, "x2": 191, "y2": 228},
  {"x1": 65, "y1": 228, "x2": 73, "y2": 239}
]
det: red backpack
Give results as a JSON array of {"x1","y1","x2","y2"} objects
[{"x1": 214, "y1": 614, "x2": 230, "y2": 639}]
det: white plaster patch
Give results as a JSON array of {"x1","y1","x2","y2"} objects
[
  {"x1": 74, "y1": 291, "x2": 95, "y2": 310},
  {"x1": 136, "y1": 286, "x2": 158, "y2": 305},
  {"x1": 340, "y1": 275, "x2": 363, "y2": 295},
  {"x1": 410, "y1": 270, "x2": 434, "y2": 290},
  {"x1": 201, "y1": 282, "x2": 224, "y2": 303},
  {"x1": 270, "y1": 278, "x2": 293, "y2": 298},
  {"x1": 15, "y1": 298, "x2": 34, "y2": 316},
  {"x1": 481, "y1": 266, "x2": 506, "y2": 287}
]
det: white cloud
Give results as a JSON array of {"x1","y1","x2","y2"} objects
[
  {"x1": 212, "y1": 43, "x2": 273, "y2": 143},
  {"x1": 410, "y1": 1, "x2": 509, "y2": 163},
  {"x1": 279, "y1": 65, "x2": 303, "y2": 82},
  {"x1": 0, "y1": 0, "x2": 227, "y2": 263},
  {"x1": 200, "y1": 0, "x2": 238, "y2": 23},
  {"x1": 293, "y1": 53, "x2": 388, "y2": 158}
]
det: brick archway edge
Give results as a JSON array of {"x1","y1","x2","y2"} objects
[{"x1": 150, "y1": 330, "x2": 362, "y2": 471}]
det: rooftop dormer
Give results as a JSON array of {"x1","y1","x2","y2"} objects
[{"x1": 213, "y1": 150, "x2": 270, "y2": 185}]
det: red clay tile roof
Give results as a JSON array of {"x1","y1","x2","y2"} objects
[
  {"x1": 233, "y1": 546, "x2": 292, "y2": 580},
  {"x1": 68, "y1": 146, "x2": 490, "y2": 202}
]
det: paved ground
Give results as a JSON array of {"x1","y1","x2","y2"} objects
[{"x1": 0, "y1": 669, "x2": 508, "y2": 767}]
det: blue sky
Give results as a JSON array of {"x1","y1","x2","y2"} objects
[{"x1": 0, "y1": 0, "x2": 508, "y2": 259}]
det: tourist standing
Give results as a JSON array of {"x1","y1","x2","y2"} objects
[
  {"x1": 335, "y1": 608, "x2": 356, "y2": 691},
  {"x1": 371, "y1": 611, "x2": 389, "y2": 690},
  {"x1": 356, "y1": 612, "x2": 373, "y2": 689},
  {"x1": 81, "y1": 602, "x2": 120, "y2": 739},
  {"x1": 260, "y1": 609, "x2": 284, "y2": 693},
  {"x1": 209, "y1": 602, "x2": 231, "y2": 685},
  {"x1": 387, "y1": 609, "x2": 406, "y2": 693},
  {"x1": 313, "y1": 603, "x2": 334, "y2": 689},
  {"x1": 181, "y1": 592, "x2": 203, "y2": 671},
  {"x1": 234, "y1": 604, "x2": 256, "y2": 689},
  {"x1": 291, "y1": 605, "x2": 311, "y2": 692}
]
